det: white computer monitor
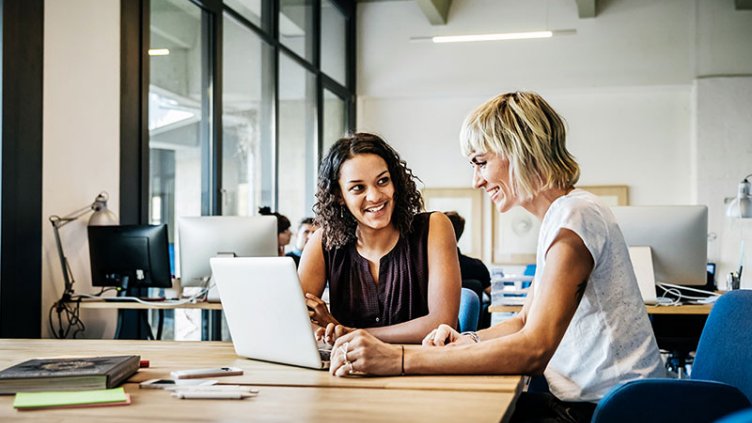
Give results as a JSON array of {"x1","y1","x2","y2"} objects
[
  {"x1": 611, "y1": 205, "x2": 708, "y2": 286},
  {"x1": 177, "y1": 216, "x2": 278, "y2": 287}
]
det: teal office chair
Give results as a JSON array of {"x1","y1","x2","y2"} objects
[
  {"x1": 458, "y1": 287, "x2": 480, "y2": 332},
  {"x1": 592, "y1": 290, "x2": 752, "y2": 423},
  {"x1": 717, "y1": 408, "x2": 752, "y2": 423}
]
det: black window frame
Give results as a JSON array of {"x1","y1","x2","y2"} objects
[
  {"x1": 120, "y1": 0, "x2": 356, "y2": 339},
  {"x1": 0, "y1": 0, "x2": 44, "y2": 338},
  {"x1": 121, "y1": 0, "x2": 355, "y2": 221}
]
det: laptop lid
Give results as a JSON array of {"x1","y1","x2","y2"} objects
[
  {"x1": 628, "y1": 246, "x2": 658, "y2": 305},
  {"x1": 209, "y1": 257, "x2": 327, "y2": 369}
]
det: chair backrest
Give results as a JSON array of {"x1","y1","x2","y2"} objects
[
  {"x1": 458, "y1": 287, "x2": 480, "y2": 333},
  {"x1": 692, "y1": 290, "x2": 752, "y2": 402},
  {"x1": 717, "y1": 407, "x2": 752, "y2": 423},
  {"x1": 592, "y1": 379, "x2": 750, "y2": 423},
  {"x1": 716, "y1": 408, "x2": 752, "y2": 423}
]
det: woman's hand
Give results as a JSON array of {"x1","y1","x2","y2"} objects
[
  {"x1": 329, "y1": 330, "x2": 403, "y2": 377},
  {"x1": 315, "y1": 323, "x2": 353, "y2": 345},
  {"x1": 421, "y1": 324, "x2": 469, "y2": 347},
  {"x1": 305, "y1": 293, "x2": 339, "y2": 327}
]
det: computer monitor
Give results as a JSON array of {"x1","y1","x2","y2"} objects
[
  {"x1": 177, "y1": 216, "x2": 278, "y2": 287},
  {"x1": 88, "y1": 224, "x2": 172, "y2": 289},
  {"x1": 611, "y1": 205, "x2": 708, "y2": 286}
]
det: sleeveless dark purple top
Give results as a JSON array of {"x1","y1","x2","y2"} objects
[{"x1": 323, "y1": 212, "x2": 432, "y2": 328}]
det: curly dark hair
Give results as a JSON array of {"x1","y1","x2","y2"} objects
[{"x1": 314, "y1": 133, "x2": 424, "y2": 249}]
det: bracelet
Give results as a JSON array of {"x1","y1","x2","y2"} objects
[
  {"x1": 461, "y1": 331, "x2": 480, "y2": 343},
  {"x1": 400, "y1": 345, "x2": 405, "y2": 375}
]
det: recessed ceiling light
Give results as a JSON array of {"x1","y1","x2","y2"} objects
[
  {"x1": 410, "y1": 29, "x2": 576, "y2": 43},
  {"x1": 148, "y1": 48, "x2": 170, "y2": 56}
]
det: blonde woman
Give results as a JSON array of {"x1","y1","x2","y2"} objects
[{"x1": 327, "y1": 92, "x2": 664, "y2": 423}]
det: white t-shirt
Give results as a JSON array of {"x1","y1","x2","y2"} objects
[{"x1": 533, "y1": 189, "x2": 665, "y2": 402}]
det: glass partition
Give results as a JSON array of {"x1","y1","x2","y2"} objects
[
  {"x1": 149, "y1": 0, "x2": 210, "y2": 341},
  {"x1": 279, "y1": 0, "x2": 314, "y2": 61},
  {"x1": 322, "y1": 88, "x2": 346, "y2": 154},
  {"x1": 223, "y1": 0, "x2": 263, "y2": 29},
  {"x1": 222, "y1": 12, "x2": 274, "y2": 217},
  {"x1": 278, "y1": 53, "x2": 317, "y2": 241},
  {"x1": 321, "y1": 0, "x2": 346, "y2": 85}
]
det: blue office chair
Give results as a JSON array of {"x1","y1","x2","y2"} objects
[
  {"x1": 458, "y1": 287, "x2": 480, "y2": 333},
  {"x1": 592, "y1": 290, "x2": 752, "y2": 423},
  {"x1": 717, "y1": 408, "x2": 752, "y2": 423}
]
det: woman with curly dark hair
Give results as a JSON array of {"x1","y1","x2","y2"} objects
[{"x1": 298, "y1": 132, "x2": 461, "y2": 344}]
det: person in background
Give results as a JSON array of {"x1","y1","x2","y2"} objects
[
  {"x1": 326, "y1": 92, "x2": 664, "y2": 423},
  {"x1": 444, "y1": 210, "x2": 492, "y2": 329},
  {"x1": 298, "y1": 132, "x2": 461, "y2": 345},
  {"x1": 258, "y1": 206, "x2": 292, "y2": 256},
  {"x1": 286, "y1": 217, "x2": 316, "y2": 267},
  {"x1": 443, "y1": 211, "x2": 491, "y2": 296}
]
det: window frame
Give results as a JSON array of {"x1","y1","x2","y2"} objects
[
  {"x1": 0, "y1": 0, "x2": 44, "y2": 338},
  {"x1": 121, "y1": 0, "x2": 355, "y2": 221},
  {"x1": 119, "y1": 0, "x2": 356, "y2": 340}
]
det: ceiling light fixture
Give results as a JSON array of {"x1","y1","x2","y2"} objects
[
  {"x1": 410, "y1": 29, "x2": 576, "y2": 44},
  {"x1": 148, "y1": 48, "x2": 170, "y2": 56}
]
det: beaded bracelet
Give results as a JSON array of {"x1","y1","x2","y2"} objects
[{"x1": 400, "y1": 345, "x2": 405, "y2": 375}]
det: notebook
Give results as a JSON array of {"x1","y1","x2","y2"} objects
[
  {"x1": 628, "y1": 246, "x2": 659, "y2": 305},
  {"x1": 209, "y1": 257, "x2": 330, "y2": 370}
]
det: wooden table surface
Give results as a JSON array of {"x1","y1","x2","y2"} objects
[
  {"x1": 0, "y1": 339, "x2": 522, "y2": 422},
  {"x1": 489, "y1": 303, "x2": 713, "y2": 315}
]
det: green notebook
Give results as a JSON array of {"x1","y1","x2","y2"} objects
[{"x1": 13, "y1": 387, "x2": 129, "y2": 410}]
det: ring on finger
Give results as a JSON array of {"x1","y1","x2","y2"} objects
[{"x1": 339, "y1": 342, "x2": 350, "y2": 366}]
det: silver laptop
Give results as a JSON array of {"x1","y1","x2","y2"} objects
[{"x1": 209, "y1": 257, "x2": 330, "y2": 370}]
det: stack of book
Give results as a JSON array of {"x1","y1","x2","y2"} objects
[
  {"x1": 0, "y1": 355, "x2": 140, "y2": 411},
  {"x1": 0, "y1": 355, "x2": 140, "y2": 394}
]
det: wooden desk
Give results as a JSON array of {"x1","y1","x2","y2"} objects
[
  {"x1": 0, "y1": 339, "x2": 523, "y2": 422},
  {"x1": 489, "y1": 303, "x2": 713, "y2": 315},
  {"x1": 75, "y1": 300, "x2": 222, "y2": 311}
]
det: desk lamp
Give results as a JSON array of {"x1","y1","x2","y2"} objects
[
  {"x1": 725, "y1": 174, "x2": 752, "y2": 289},
  {"x1": 49, "y1": 192, "x2": 118, "y2": 299},
  {"x1": 726, "y1": 174, "x2": 752, "y2": 219}
]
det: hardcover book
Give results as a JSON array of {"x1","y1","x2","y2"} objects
[{"x1": 0, "y1": 355, "x2": 140, "y2": 394}]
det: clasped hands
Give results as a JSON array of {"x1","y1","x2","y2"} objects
[{"x1": 326, "y1": 323, "x2": 478, "y2": 378}]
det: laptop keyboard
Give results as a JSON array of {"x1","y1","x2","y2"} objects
[{"x1": 319, "y1": 348, "x2": 332, "y2": 362}]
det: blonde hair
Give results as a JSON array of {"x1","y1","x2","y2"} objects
[{"x1": 459, "y1": 91, "x2": 580, "y2": 201}]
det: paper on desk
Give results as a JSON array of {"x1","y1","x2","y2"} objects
[{"x1": 13, "y1": 387, "x2": 129, "y2": 410}]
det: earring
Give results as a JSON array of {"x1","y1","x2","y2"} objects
[{"x1": 340, "y1": 206, "x2": 344, "y2": 219}]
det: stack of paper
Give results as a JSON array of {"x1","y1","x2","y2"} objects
[
  {"x1": 13, "y1": 387, "x2": 131, "y2": 411},
  {"x1": 490, "y1": 276, "x2": 533, "y2": 306}
]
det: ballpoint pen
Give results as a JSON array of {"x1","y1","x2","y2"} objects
[
  {"x1": 171, "y1": 391, "x2": 256, "y2": 400},
  {"x1": 165, "y1": 385, "x2": 259, "y2": 393}
]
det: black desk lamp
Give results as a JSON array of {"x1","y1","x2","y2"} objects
[{"x1": 49, "y1": 192, "x2": 118, "y2": 300}]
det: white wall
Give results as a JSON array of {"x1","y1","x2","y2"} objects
[
  {"x1": 42, "y1": 0, "x2": 120, "y2": 338},
  {"x1": 695, "y1": 76, "x2": 752, "y2": 288},
  {"x1": 357, "y1": 0, "x2": 752, "y2": 266}
]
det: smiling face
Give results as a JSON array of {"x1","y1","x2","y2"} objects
[
  {"x1": 337, "y1": 153, "x2": 395, "y2": 231},
  {"x1": 469, "y1": 151, "x2": 519, "y2": 213}
]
